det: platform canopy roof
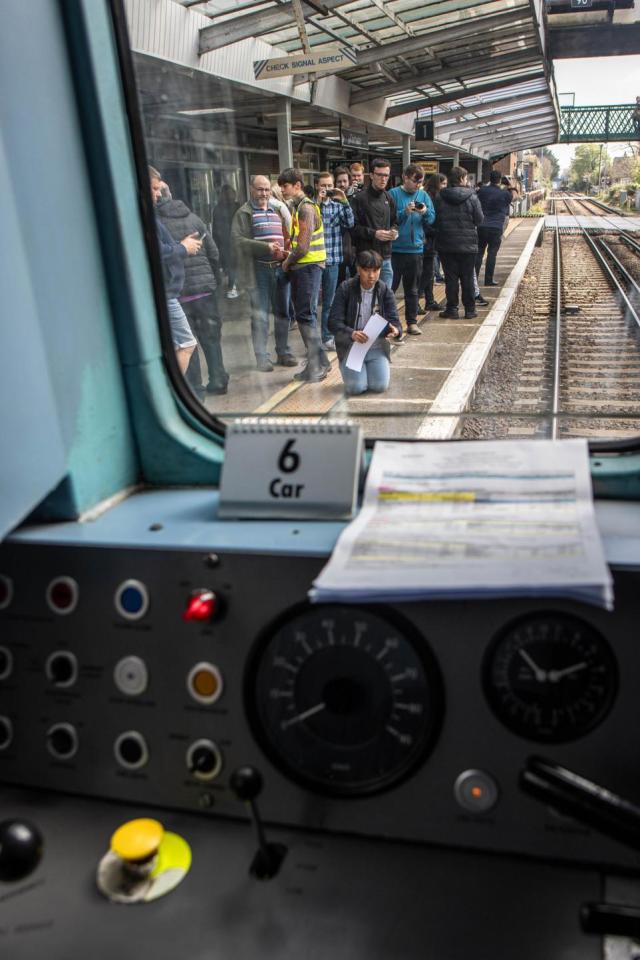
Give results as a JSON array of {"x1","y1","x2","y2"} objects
[{"x1": 187, "y1": 0, "x2": 560, "y2": 155}]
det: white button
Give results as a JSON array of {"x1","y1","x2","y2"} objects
[
  {"x1": 114, "y1": 656, "x2": 148, "y2": 696},
  {"x1": 453, "y1": 769, "x2": 499, "y2": 813}
]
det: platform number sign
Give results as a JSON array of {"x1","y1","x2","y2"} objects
[{"x1": 218, "y1": 420, "x2": 363, "y2": 520}]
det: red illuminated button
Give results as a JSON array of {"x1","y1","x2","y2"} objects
[
  {"x1": 46, "y1": 577, "x2": 79, "y2": 615},
  {"x1": 182, "y1": 590, "x2": 217, "y2": 622}
]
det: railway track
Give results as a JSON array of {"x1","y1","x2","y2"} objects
[{"x1": 463, "y1": 200, "x2": 640, "y2": 441}]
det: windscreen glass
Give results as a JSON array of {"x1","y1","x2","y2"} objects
[{"x1": 121, "y1": 0, "x2": 640, "y2": 443}]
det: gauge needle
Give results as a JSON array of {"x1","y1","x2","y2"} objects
[
  {"x1": 519, "y1": 649, "x2": 548, "y2": 682},
  {"x1": 280, "y1": 701, "x2": 326, "y2": 730},
  {"x1": 548, "y1": 662, "x2": 587, "y2": 683}
]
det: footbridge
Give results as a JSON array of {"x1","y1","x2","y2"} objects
[{"x1": 559, "y1": 104, "x2": 639, "y2": 142}]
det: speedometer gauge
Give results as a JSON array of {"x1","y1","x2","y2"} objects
[
  {"x1": 247, "y1": 605, "x2": 443, "y2": 797},
  {"x1": 483, "y1": 612, "x2": 617, "y2": 743}
]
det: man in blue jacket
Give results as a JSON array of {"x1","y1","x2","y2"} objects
[
  {"x1": 389, "y1": 164, "x2": 435, "y2": 337},
  {"x1": 475, "y1": 170, "x2": 516, "y2": 286}
]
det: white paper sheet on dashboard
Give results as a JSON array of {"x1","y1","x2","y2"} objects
[
  {"x1": 345, "y1": 312, "x2": 389, "y2": 372},
  {"x1": 311, "y1": 439, "x2": 613, "y2": 609}
]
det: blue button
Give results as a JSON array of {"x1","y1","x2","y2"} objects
[
  {"x1": 115, "y1": 580, "x2": 149, "y2": 620},
  {"x1": 121, "y1": 587, "x2": 144, "y2": 614}
]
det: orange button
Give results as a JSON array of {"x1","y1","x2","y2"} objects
[
  {"x1": 193, "y1": 669, "x2": 219, "y2": 698},
  {"x1": 187, "y1": 662, "x2": 223, "y2": 705}
]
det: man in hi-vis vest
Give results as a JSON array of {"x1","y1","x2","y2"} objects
[{"x1": 278, "y1": 167, "x2": 328, "y2": 383}]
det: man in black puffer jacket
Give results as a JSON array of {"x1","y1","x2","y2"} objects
[
  {"x1": 434, "y1": 166, "x2": 483, "y2": 320},
  {"x1": 156, "y1": 185, "x2": 229, "y2": 397}
]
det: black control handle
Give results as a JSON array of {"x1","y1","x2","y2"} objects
[
  {"x1": 229, "y1": 766, "x2": 287, "y2": 880},
  {"x1": 581, "y1": 902, "x2": 640, "y2": 938},
  {"x1": 0, "y1": 819, "x2": 44, "y2": 881},
  {"x1": 520, "y1": 756, "x2": 640, "y2": 852}
]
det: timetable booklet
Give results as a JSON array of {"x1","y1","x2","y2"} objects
[{"x1": 310, "y1": 438, "x2": 614, "y2": 610}]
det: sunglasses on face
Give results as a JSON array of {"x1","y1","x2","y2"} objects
[{"x1": 410, "y1": 176, "x2": 424, "y2": 183}]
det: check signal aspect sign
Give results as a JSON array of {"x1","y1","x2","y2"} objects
[{"x1": 254, "y1": 45, "x2": 357, "y2": 80}]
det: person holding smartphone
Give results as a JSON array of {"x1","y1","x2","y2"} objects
[
  {"x1": 388, "y1": 163, "x2": 435, "y2": 338},
  {"x1": 314, "y1": 171, "x2": 355, "y2": 352}
]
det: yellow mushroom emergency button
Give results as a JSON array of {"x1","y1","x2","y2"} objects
[{"x1": 111, "y1": 818, "x2": 164, "y2": 862}]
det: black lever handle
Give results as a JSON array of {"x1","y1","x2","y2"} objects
[
  {"x1": 581, "y1": 902, "x2": 640, "y2": 938},
  {"x1": 519, "y1": 756, "x2": 640, "y2": 851},
  {"x1": 229, "y1": 766, "x2": 287, "y2": 880}
]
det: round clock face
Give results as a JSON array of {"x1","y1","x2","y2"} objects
[
  {"x1": 247, "y1": 605, "x2": 443, "y2": 797},
  {"x1": 483, "y1": 612, "x2": 617, "y2": 743}
]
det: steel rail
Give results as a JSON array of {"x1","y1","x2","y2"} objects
[
  {"x1": 595, "y1": 238, "x2": 640, "y2": 301},
  {"x1": 563, "y1": 197, "x2": 640, "y2": 330},
  {"x1": 563, "y1": 193, "x2": 640, "y2": 253},
  {"x1": 550, "y1": 218, "x2": 562, "y2": 440}
]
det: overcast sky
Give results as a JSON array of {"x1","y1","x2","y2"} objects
[{"x1": 547, "y1": 56, "x2": 640, "y2": 171}]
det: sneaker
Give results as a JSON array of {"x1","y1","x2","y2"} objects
[
  {"x1": 426, "y1": 300, "x2": 441, "y2": 310},
  {"x1": 464, "y1": 310, "x2": 478, "y2": 319},
  {"x1": 407, "y1": 324, "x2": 422, "y2": 336},
  {"x1": 475, "y1": 294, "x2": 489, "y2": 306},
  {"x1": 485, "y1": 279, "x2": 499, "y2": 287},
  {"x1": 256, "y1": 359, "x2": 274, "y2": 372},
  {"x1": 226, "y1": 284, "x2": 239, "y2": 300},
  {"x1": 416, "y1": 305, "x2": 427, "y2": 315},
  {"x1": 293, "y1": 365, "x2": 327, "y2": 383},
  {"x1": 322, "y1": 337, "x2": 336, "y2": 351},
  {"x1": 276, "y1": 354, "x2": 298, "y2": 367},
  {"x1": 439, "y1": 309, "x2": 459, "y2": 319}
]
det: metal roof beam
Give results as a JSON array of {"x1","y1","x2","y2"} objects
[
  {"x1": 199, "y1": 0, "x2": 345, "y2": 53},
  {"x1": 385, "y1": 69, "x2": 546, "y2": 118},
  {"x1": 351, "y1": 49, "x2": 540, "y2": 104},
  {"x1": 548, "y1": 22, "x2": 640, "y2": 58},
  {"x1": 433, "y1": 87, "x2": 548, "y2": 121},
  {"x1": 440, "y1": 103, "x2": 553, "y2": 135},
  {"x1": 352, "y1": 6, "x2": 532, "y2": 69},
  {"x1": 465, "y1": 122, "x2": 557, "y2": 147}
]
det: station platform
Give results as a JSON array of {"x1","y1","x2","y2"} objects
[{"x1": 204, "y1": 218, "x2": 544, "y2": 438}]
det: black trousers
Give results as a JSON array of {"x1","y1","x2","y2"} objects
[
  {"x1": 475, "y1": 226, "x2": 503, "y2": 283},
  {"x1": 419, "y1": 249, "x2": 436, "y2": 305},
  {"x1": 391, "y1": 252, "x2": 422, "y2": 326},
  {"x1": 438, "y1": 251, "x2": 477, "y2": 314},
  {"x1": 183, "y1": 293, "x2": 229, "y2": 391}
]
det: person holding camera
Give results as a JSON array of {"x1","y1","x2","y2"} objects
[
  {"x1": 315, "y1": 171, "x2": 355, "y2": 351},
  {"x1": 475, "y1": 170, "x2": 517, "y2": 286},
  {"x1": 328, "y1": 250, "x2": 401, "y2": 396},
  {"x1": 388, "y1": 163, "x2": 435, "y2": 337}
]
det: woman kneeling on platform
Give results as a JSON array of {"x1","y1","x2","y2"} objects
[{"x1": 328, "y1": 250, "x2": 401, "y2": 396}]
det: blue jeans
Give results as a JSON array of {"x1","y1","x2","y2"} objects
[
  {"x1": 380, "y1": 258, "x2": 393, "y2": 288},
  {"x1": 320, "y1": 262, "x2": 340, "y2": 341},
  {"x1": 249, "y1": 265, "x2": 292, "y2": 361},
  {"x1": 340, "y1": 341, "x2": 390, "y2": 395}
]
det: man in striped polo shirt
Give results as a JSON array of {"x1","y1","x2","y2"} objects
[{"x1": 231, "y1": 175, "x2": 297, "y2": 373}]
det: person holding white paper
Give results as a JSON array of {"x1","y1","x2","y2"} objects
[{"x1": 328, "y1": 250, "x2": 401, "y2": 396}]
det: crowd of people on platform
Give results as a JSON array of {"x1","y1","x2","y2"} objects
[{"x1": 149, "y1": 158, "x2": 517, "y2": 400}]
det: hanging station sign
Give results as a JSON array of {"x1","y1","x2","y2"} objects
[
  {"x1": 421, "y1": 160, "x2": 439, "y2": 174},
  {"x1": 254, "y1": 45, "x2": 357, "y2": 80},
  {"x1": 414, "y1": 119, "x2": 435, "y2": 141},
  {"x1": 341, "y1": 128, "x2": 369, "y2": 150}
]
